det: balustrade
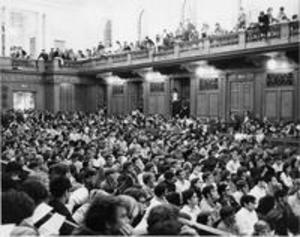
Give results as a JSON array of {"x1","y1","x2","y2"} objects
[
  {"x1": 131, "y1": 50, "x2": 149, "y2": 60},
  {"x1": 2, "y1": 21, "x2": 299, "y2": 72},
  {"x1": 209, "y1": 32, "x2": 239, "y2": 47},
  {"x1": 12, "y1": 58, "x2": 37, "y2": 69}
]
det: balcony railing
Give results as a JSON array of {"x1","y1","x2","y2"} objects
[
  {"x1": 11, "y1": 58, "x2": 37, "y2": 70},
  {"x1": 209, "y1": 32, "x2": 239, "y2": 47},
  {"x1": 2, "y1": 21, "x2": 299, "y2": 73}
]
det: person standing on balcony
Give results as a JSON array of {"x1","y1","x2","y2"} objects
[
  {"x1": 258, "y1": 11, "x2": 270, "y2": 39},
  {"x1": 277, "y1": 7, "x2": 290, "y2": 22},
  {"x1": 237, "y1": 7, "x2": 247, "y2": 30}
]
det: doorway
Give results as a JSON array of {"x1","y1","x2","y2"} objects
[
  {"x1": 172, "y1": 77, "x2": 190, "y2": 117},
  {"x1": 13, "y1": 91, "x2": 35, "y2": 110}
]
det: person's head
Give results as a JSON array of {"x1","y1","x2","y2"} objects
[
  {"x1": 49, "y1": 176, "x2": 71, "y2": 203},
  {"x1": 123, "y1": 188, "x2": 148, "y2": 213},
  {"x1": 253, "y1": 220, "x2": 271, "y2": 236},
  {"x1": 182, "y1": 189, "x2": 198, "y2": 207},
  {"x1": 240, "y1": 195, "x2": 256, "y2": 212},
  {"x1": 176, "y1": 169, "x2": 186, "y2": 181},
  {"x1": 20, "y1": 179, "x2": 48, "y2": 206},
  {"x1": 256, "y1": 176, "x2": 267, "y2": 189},
  {"x1": 165, "y1": 192, "x2": 181, "y2": 207},
  {"x1": 191, "y1": 178, "x2": 203, "y2": 191},
  {"x1": 2, "y1": 190, "x2": 35, "y2": 225},
  {"x1": 196, "y1": 212, "x2": 214, "y2": 226},
  {"x1": 236, "y1": 180, "x2": 249, "y2": 194},
  {"x1": 257, "y1": 195, "x2": 275, "y2": 215},
  {"x1": 49, "y1": 163, "x2": 70, "y2": 180},
  {"x1": 144, "y1": 162, "x2": 155, "y2": 173},
  {"x1": 83, "y1": 168, "x2": 97, "y2": 190},
  {"x1": 143, "y1": 172, "x2": 156, "y2": 188},
  {"x1": 164, "y1": 170, "x2": 176, "y2": 183},
  {"x1": 202, "y1": 185, "x2": 219, "y2": 201},
  {"x1": 154, "y1": 183, "x2": 167, "y2": 198},
  {"x1": 122, "y1": 161, "x2": 135, "y2": 174},
  {"x1": 147, "y1": 204, "x2": 181, "y2": 235},
  {"x1": 220, "y1": 206, "x2": 236, "y2": 225},
  {"x1": 218, "y1": 182, "x2": 231, "y2": 197},
  {"x1": 202, "y1": 172, "x2": 214, "y2": 184},
  {"x1": 83, "y1": 195, "x2": 130, "y2": 235}
]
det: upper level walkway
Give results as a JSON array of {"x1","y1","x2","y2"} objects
[{"x1": 1, "y1": 21, "x2": 299, "y2": 75}]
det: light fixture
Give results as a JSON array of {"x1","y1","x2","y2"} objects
[
  {"x1": 195, "y1": 63, "x2": 220, "y2": 78},
  {"x1": 266, "y1": 58, "x2": 277, "y2": 71},
  {"x1": 106, "y1": 75, "x2": 125, "y2": 85},
  {"x1": 145, "y1": 71, "x2": 166, "y2": 82}
]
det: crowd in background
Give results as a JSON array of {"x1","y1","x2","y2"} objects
[
  {"x1": 9, "y1": 6, "x2": 298, "y2": 62},
  {"x1": 2, "y1": 109, "x2": 300, "y2": 236}
]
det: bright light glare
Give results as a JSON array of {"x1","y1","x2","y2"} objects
[
  {"x1": 267, "y1": 59, "x2": 277, "y2": 71},
  {"x1": 106, "y1": 76, "x2": 125, "y2": 85},
  {"x1": 195, "y1": 65, "x2": 220, "y2": 78},
  {"x1": 145, "y1": 72, "x2": 166, "y2": 82}
]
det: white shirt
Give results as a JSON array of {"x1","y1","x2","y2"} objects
[
  {"x1": 249, "y1": 185, "x2": 267, "y2": 204},
  {"x1": 175, "y1": 179, "x2": 190, "y2": 193},
  {"x1": 235, "y1": 207, "x2": 258, "y2": 236},
  {"x1": 180, "y1": 205, "x2": 201, "y2": 222},
  {"x1": 67, "y1": 186, "x2": 89, "y2": 213},
  {"x1": 226, "y1": 159, "x2": 241, "y2": 174}
]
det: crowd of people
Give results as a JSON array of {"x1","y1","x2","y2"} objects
[
  {"x1": 9, "y1": 6, "x2": 298, "y2": 63},
  {"x1": 2, "y1": 109, "x2": 300, "y2": 236}
]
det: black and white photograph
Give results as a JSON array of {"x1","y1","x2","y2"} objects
[{"x1": 1, "y1": 0, "x2": 300, "y2": 236}]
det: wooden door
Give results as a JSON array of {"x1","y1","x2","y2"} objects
[{"x1": 230, "y1": 81, "x2": 254, "y2": 116}]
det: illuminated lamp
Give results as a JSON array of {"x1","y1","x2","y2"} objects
[
  {"x1": 196, "y1": 65, "x2": 220, "y2": 78},
  {"x1": 145, "y1": 71, "x2": 166, "y2": 82},
  {"x1": 266, "y1": 58, "x2": 277, "y2": 71},
  {"x1": 105, "y1": 75, "x2": 125, "y2": 85}
]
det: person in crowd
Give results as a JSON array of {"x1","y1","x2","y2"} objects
[
  {"x1": 175, "y1": 169, "x2": 190, "y2": 193},
  {"x1": 180, "y1": 189, "x2": 201, "y2": 222},
  {"x1": 199, "y1": 185, "x2": 221, "y2": 223},
  {"x1": 37, "y1": 49, "x2": 49, "y2": 61},
  {"x1": 49, "y1": 176, "x2": 76, "y2": 235},
  {"x1": 277, "y1": 7, "x2": 290, "y2": 22},
  {"x1": 258, "y1": 11, "x2": 270, "y2": 39},
  {"x1": 159, "y1": 170, "x2": 176, "y2": 194},
  {"x1": 235, "y1": 195, "x2": 258, "y2": 236},
  {"x1": 249, "y1": 176, "x2": 267, "y2": 205},
  {"x1": 147, "y1": 204, "x2": 182, "y2": 235},
  {"x1": 217, "y1": 206, "x2": 239, "y2": 234},
  {"x1": 287, "y1": 179, "x2": 300, "y2": 217},
  {"x1": 73, "y1": 195, "x2": 132, "y2": 235},
  {"x1": 252, "y1": 220, "x2": 272, "y2": 236}
]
